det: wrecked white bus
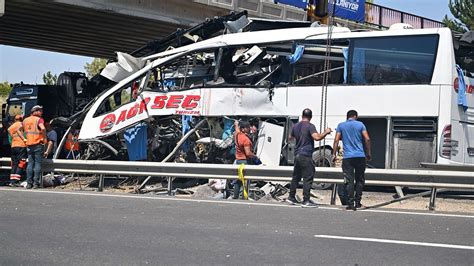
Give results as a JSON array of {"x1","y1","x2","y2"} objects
[{"x1": 73, "y1": 25, "x2": 473, "y2": 169}]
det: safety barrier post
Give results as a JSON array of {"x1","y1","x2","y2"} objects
[
  {"x1": 98, "y1": 174, "x2": 104, "y2": 192},
  {"x1": 429, "y1": 188, "x2": 437, "y2": 211},
  {"x1": 330, "y1": 184, "x2": 337, "y2": 205},
  {"x1": 167, "y1": 177, "x2": 173, "y2": 196}
]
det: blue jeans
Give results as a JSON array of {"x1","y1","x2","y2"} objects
[{"x1": 27, "y1": 144, "x2": 44, "y2": 186}]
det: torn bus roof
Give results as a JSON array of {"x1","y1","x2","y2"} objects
[
  {"x1": 143, "y1": 26, "x2": 351, "y2": 61},
  {"x1": 97, "y1": 26, "x2": 351, "y2": 87}
]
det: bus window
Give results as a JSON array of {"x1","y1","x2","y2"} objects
[
  {"x1": 292, "y1": 40, "x2": 348, "y2": 86},
  {"x1": 348, "y1": 35, "x2": 439, "y2": 85},
  {"x1": 152, "y1": 43, "x2": 293, "y2": 90},
  {"x1": 94, "y1": 76, "x2": 143, "y2": 117}
]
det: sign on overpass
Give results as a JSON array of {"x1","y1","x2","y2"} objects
[{"x1": 329, "y1": 0, "x2": 365, "y2": 23}]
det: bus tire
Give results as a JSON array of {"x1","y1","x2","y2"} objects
[{"x1": 312, "y1": 149, "x2": 334, "y2": 190}]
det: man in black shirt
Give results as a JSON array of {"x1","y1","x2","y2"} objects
[{"x1": 287, "y1": 108, "x2": 332, "y2": 208}]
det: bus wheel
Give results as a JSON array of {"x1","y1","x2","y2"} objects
[{"x1": 312, "y1": 149, "x2": 334, "y2": 190}]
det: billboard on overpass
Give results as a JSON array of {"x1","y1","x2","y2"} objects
[
  {"x1": 329, "y1": 0, "x2": 366, "y2": 23},
  {"x1": 275, "y1": 0, "x2": 365, "y2": 23}
]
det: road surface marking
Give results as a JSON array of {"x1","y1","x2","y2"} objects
[
  {"x1": 357, "y1": 208, "x2": 474, "y2": 218},
  {"x1": 1, "y1": 188, "x2": 473, "y2": 219},
  {"x1": 314, "y1": 235, "x2": 474, "y2": 250}
]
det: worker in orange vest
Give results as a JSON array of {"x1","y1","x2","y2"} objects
[
  {"x1": 23, "y1": 105, "x2": 46, "y2": 189},
  {"x1": 65, "y1": 131, "x2": 80, "y2": 152},
  {"x1": 7, "y1": 114, "x2": 27, "y2": 187}
]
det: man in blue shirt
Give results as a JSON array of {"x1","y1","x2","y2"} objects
[
  {"x1": 332, "y1": 110, "x2": 371, "y2": 211},
  {"x1": 287, "y1": 108, "x2": 332, "y2": 208}
]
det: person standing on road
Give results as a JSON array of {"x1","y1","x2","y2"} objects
[
  {"x1": 24, "y1": 105, "x2": 46, "y2": 189},
  {"x1": 232, "y1": 120, "x2": 257, "y2": 199},
  {"x1": 287, "y1": 108, "x2": 332, "y2": 208},
  {"x1": 7, "y1": 115, "x2": 27, "y2": 187},
  {"x1": 332, "y1": 110, "x2": 371, "y2": 211}
]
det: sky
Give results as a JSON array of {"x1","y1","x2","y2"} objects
[{"x1": 0, "y1": 0, "x2": 453, "y2": 85}]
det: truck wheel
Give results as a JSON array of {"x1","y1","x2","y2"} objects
[{"x1": 312, "y1": 149, "x2": 334, "y2": 190}]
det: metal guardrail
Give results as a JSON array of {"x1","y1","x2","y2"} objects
[
  {"x1": 364, "y1": 2, "x2": 444, "y2": 29},
  {"x1": 1, "y1": 158, "x2": 473, "y2": 188},
  {"x1": 1, "y1": 158, "x2": 473, "y2": 210},
  {"x1": 193, "y1": 0, "x2": 308, "y2": 21},
  {"x1": 421, "y1": 162, "x2": 474, "y2": 172},
  {"x1": 193, "y1": 1, "x2": 444, "y2": 29}
]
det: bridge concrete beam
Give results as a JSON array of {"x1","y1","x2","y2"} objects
[
  {"x1": 0, "y1": 0, "x2": 231, "y2": 59},
  {"x1": 54, "y1": 0, "x2": 229, "y2": 27},
  {"x1": 0, "y1": 0, "x2": 305, "y2": 59}
]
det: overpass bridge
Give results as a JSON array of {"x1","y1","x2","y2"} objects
[{"x1": 0, "y1": 0, "x2": 443, "y2": 59}]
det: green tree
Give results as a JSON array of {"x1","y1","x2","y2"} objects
[
  {"x1": 84, "y1": 58, "x2": 108, "y2": 78},
  {"x1": 442, "y1": 16, "x2": 467, "y2": 33},
  {"x1": 0, "y1": 81, "x2": 12, "y2": 97},
  {"x1": 443, "y1": 0, "x2": 473, "y2": 33},
  {"x1": 42, "y1": 71, "x2": 57, "y2": 85}
]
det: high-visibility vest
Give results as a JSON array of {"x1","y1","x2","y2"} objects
[
  {"x1": 8, "y1": 121, "x2": 26, "y2": 148},
  {"x1": 65, "y1": 132, "x2": 80, "y2": 151},
  {"x1": 23, "y1": 116, "x2": 45, "y2": 146}
]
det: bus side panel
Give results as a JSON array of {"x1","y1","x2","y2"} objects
[
  {"x1": 463, "y1": 123, "x2": 474, "y2": 164},
  {"x1": 431, "y1": 28, "x2": 456, "y2": 86},
  {"x1": 450, "y1": 120, "x2": 465, "y2": 163},
  {"x1": 450, "y1": 75, "x2": 474, "y2": 164},
  {"x1": 286, "y1": 85, "x2": 441, "y2": 119}
]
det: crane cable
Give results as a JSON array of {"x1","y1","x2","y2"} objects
[{"x1": 318, "y1": 1, "x2": 336, "y2": 166}]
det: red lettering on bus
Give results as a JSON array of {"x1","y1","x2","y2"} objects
[
  {"x1": 166, "y1": 95, "x2": 184, "y2": 108},
  {"x1": 116, "y1": 109, "x2": 127, "y2": 124},
  {"x1": 127, "y1": 104, "x2": 139, "y2": 119},
  {"x1": 182, "y1": 95, "x2": 201, "y2": 109},
  {"x1": 139, "y1": 97, "x2": 151, "y2": 114},
  {"x1": 151, "y1": 96, "x2": 167, "y2": 109}
]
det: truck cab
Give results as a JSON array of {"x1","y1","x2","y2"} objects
[{"x1": 0, "y1": 72, "x2": 89, "y2": 157}]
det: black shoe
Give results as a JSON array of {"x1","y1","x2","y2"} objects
[
  {"x1": 32, "y1": 184, "x2": 40, "y2": 189},
  {"x1": 345, "y1": 205, "x2": 356, "y2": 211},
  {"x1": 9, "y1": 182, "x2": 20, "y2": 187},
  {"x1": 285, "y1": 197, "x2": 300, "y2": 205},
  {"x1": 301, "y1": 200, "x2": 318, "y2": 208},
  {"x1": 26, "y1": 184, "x2": 33, "y2": 189},
  {"x1": 355, "y1": 202, "x2": 363, "y2": 209}
]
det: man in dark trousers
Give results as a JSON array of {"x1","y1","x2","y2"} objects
[
  {"x1": 7, "y1": 115, "x2": 27, "y2": 186},
  {"x1": 332, "y1": 110, "x2": 371, "y2": 211},
  {"x1": 287, "y1": 108, "x2": 332, "y2": 208}
]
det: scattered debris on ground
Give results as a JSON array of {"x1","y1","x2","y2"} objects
[{"x1": 36, "y1": 174, "x2": 474, "y2": 214}]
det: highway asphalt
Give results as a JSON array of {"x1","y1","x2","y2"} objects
[{"x1": 0, "y1": 188, "x2": 473, "y2": 265}]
